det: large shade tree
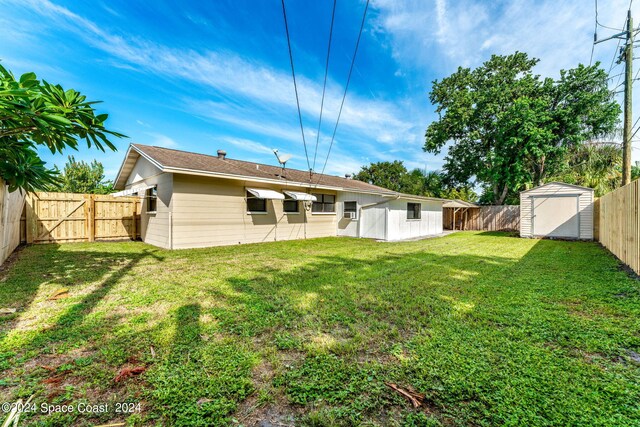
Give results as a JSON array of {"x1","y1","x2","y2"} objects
[
  {"x1": 0, "y1": 63, "x2": 125, "y2": 192},
  {"x1": 424, "y1": 52, "x2": 620, "y2": 204}
]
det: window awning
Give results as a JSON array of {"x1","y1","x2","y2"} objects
[
  {"x1": 246, "y1": 188, "x2": 285, "y2": 200},
  {"x1": 111, "y1": 184, "x2": 156, "y2": 198},
  {"x1": 283, "y1": 191, "x2": 317, "y2": 201}
]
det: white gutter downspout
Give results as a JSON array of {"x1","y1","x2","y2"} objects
[
  {"x1": 169, "y1": 211, "x2": 173, "y2": 249},
  {"x1": 357, "y1": 195, "x2": 400, "y2": 238}
]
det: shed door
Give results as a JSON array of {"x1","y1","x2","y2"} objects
[{"x1": 532, "y1": 195, "x2": 579, "y2": 238}]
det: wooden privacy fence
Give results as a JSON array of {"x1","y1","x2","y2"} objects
[
  {"x1": 597, "y1": 180, "x2": 640, "y2": 275},
  {"x1": 25, "y1": 192, "x2": 141, "y2": 244},
  {"x1": 0, "y1": 180, "x2": 26, "y2": 265},
  {"x1": 444, "y1": 205, "x2": 520, "y2": 231}
]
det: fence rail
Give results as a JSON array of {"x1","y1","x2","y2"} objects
[
  {"x1": 597, "y1": 180, "x2": 640, "y2": 275},
  {"x1": 25, "y1": 192, "x2": 141, "y2": 244},
  {"x1": 444, "y1": 205, "x2": 520, "y2": 231}
]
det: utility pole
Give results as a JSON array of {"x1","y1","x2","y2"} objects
[
  {"x1": 623, "y1": 10, "x2": 633, "y2": 185},
  {"x1": 596, "y1": 9, "x2": 635, "y2": 185}
]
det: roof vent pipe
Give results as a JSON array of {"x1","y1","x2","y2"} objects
[
  {"x1": 217, "y1": 149, "x2": 227, "y2": 159},
  {"x1": 345, "y1": 173, "x2": 352, "y2": 179}
]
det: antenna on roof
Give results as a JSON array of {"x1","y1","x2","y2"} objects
[{"x1": 273, "y1": 149, "x2": 292, "y2": 177}]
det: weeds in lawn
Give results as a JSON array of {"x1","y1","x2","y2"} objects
[{"x1": 0, "y1": 233, "x2": 639, "y2": 426}]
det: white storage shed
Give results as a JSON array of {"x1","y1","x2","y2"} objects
[
  {"x1": 520, "y1": 182, "x2": 594, "y2": 240},
  {"x1": 337, "y1": 192, "x2": 444, "y2": 241}
]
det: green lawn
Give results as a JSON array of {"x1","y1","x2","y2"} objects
[{"x1": 1, "y1": 232, "x2": 640, "y2": 426}]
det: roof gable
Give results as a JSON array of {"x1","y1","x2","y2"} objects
[{"x1": 520, "y1": 181, "x2": 595, "y2": 194}]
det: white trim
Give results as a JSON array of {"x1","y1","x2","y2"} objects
[
  {"x1": 133, "y1": 145, "x2": 166, "y2": 170},
  {"x1": 311, "y1": 212, "x2": 336, "y2": 215},
  {"x1": 113, "y1": 145, "x2": 136, "y2": 189},
  {"x1": 246, "y1": 211, "x2": 268, "y2": 215},
  {"x1": 521, "y1": 182, "x2": 594, "y2": 194}
]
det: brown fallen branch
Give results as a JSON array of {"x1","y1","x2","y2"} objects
[
  {"x1": 48, "y1": 288, "x2": 69, "y2": 300},
  {"x1": 42, "y1": 375, "x2": 64, "y2": 386},
  {"x1": 114, "y1": 366, "x2": 146, "y2": 382},
  {"x1": 385, "y1": 382, "x2": 425, "y2": 408}
]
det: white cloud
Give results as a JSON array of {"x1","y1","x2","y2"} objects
[
  {"x1": 372, "y1": 0, "x2": 640, "y2": 160},
  {"x1": 145, "y1": 132, "x2": 179, "y2": 148},
  {"x1": 14, "y1": 0, "x2": 418, "y2": 149},
  {"x1": 434, "y1": 0, "x2": 448, "y2": 43},
  {"x1": 372, "y1": 0, "x2": 635, "y2": 75},
  {"x1": 2, "y1": 0, "x2": 444, "y2": 174},
  {"x1": 221, "y1": 137, "x2": 282, "y2": 157}
]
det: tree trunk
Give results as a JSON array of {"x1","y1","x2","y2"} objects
[
  {"x1": 536, "y1": 155, "x2": 546, "y2": 186},
  {"x1": 495, "y1": 184, "x2": 509, "y2": 205}
]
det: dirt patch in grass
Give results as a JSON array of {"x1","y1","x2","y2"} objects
[
  {"x1": 235, "y1": 358, "x2": 301, "y2": 427},
  {"x1": 0, "y1": 244, "x2": 26, "y2": 277}
]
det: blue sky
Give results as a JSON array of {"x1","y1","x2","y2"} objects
[{"x1": 1, "y1": 0, "x2": 638, "y2": 180}]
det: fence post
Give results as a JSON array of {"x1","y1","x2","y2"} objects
[
  {"x1": 25, "y1": 193, "x2": 37, "y2": 244},
  {"x1": 85, "y1": 194, "x2": 95, "y2": 242},
  {"x1": 131, "y1": 199, "x2": 137, "y2": 240}
]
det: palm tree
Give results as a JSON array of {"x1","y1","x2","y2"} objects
[{"x1": 554, "y1": 142, "x2": 621, "y2": 196}]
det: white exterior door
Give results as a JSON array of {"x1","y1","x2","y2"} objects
[{"x1": 532, "y1": 195, "x2": 579, "y2": 238}]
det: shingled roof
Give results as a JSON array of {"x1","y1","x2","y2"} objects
[{"x1": 115, "y1": 144, "x2": 443, "y2": 200}]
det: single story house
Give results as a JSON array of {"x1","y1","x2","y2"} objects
[
  {"x1": 113, "y1": 144, "x2": 445, "y2": 249},
  {"x1": 520, "y1": 182, "x2": 594, "y2": 240}
]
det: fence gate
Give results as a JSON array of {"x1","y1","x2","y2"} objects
[{"x1": 25, "y1": 192, "x2": 141, "y2": 244}]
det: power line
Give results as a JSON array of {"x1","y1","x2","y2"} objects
[
  {"x1": 317, "y1": 0, "x2": 370, "y2": 181},
  {"x1": 597, "y1": 2, "x2": 635, "y2": 184},
  {"x1": 312, "y1": 0, "x2": 337, "y2": 172},
  {"x1": 596, "y1": 0, "x2": 625, "y2": 31},
  {"x1": 281, "y1": 0, "x2": 311, "y2": 172},
  {"x1": 606, "y1": 71, "x2": 625, "y2": 80},
  {"x1": 631, "y1": 114, "x2": 640, "y2": 138}
]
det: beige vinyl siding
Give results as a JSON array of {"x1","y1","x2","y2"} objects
[
  {"x1": 171, "y1": 175, "x2": 336, "y2": 248},
  {"x1": 520, "y1": 183, "x2": 594, "y2": 240},
  {"x1": 125, "y1": 157, "x2": 173, "y2": 248}
]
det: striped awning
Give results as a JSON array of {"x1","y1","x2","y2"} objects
[{"x1": 111, "y1": 184, "x2": 156, "y2": 198}]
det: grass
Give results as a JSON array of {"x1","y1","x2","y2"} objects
[{"x1": 0, "y1": 232, "x2": 639, "y2": 426}]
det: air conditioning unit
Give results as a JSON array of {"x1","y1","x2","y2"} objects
[{"x1": 344, "y1": 211, "x2": 357, "y2": 220}]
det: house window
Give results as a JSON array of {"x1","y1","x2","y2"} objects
[
  {"x1": 407, "y1": 202, "x2": 421, "y2": 219},
  {"x1": 344, "y1": 201, "x2": 357, "y2": 219},
  {"x1": 311, "y1": 193, "x2": 335, "y2": 213},
  {"x1": 283, "y1": 196, "x2": 299, "y2": 213},
  {"x1": 247, "y1": 191, "x2": 267, "y2": 213},
  {"x1": 146, "y1": 187, "x2": 157, "y2": 212}
]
